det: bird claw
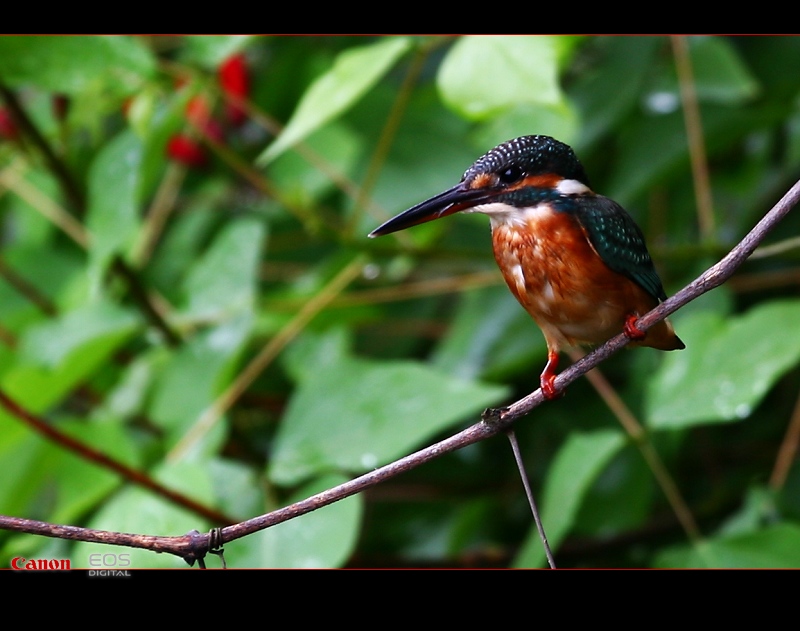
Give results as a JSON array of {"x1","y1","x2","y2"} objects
[
  {"x1": 540, "y1": 374, "x2": 562, "y2": 400},
  {"x1": 623, "y1": 314, "x2": 646, "y2": 341},
  {"x1": 540, "y1": 350, "x2": 564, "y2": 400}
]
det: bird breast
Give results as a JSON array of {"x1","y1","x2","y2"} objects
[{"x1": 486, "y1": 205, "x2": 660, "y2": 348}]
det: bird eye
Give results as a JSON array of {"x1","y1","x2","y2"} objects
[{"x1": 498, "y1": 165, "x2": 522, "y2": 184}]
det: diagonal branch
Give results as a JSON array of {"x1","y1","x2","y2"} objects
[
  {"x1": 1, "y1": 177, "x2": 798, "y2": 566},
  {"x1": 219, "y1": 176, "x2": 800, "y2": 543},
  {"x1": 499, "y1": 176, "x2": 800, "y2": 422},
  {"x1": 0, "y1": 83, "x2": 85, "y2": 213},
  {"x1": 0, "y1": 390, "x2": 235, "y2": 526}
]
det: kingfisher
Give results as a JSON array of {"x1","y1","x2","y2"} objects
[{"x1": 369, "y1": 135, "x2": 684, "y2": 399}]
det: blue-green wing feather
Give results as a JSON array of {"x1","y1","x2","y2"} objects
[{"x1": 571, "y1": 196, "x2": 667, "y2": 302}]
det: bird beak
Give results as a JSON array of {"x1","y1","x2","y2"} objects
[{"x1": 368, "y1": 183, "x2": 496, "y2": 238}]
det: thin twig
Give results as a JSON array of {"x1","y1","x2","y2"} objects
[
  {"x1": 347, "y1": 44, "x2": 428, "y2": 236},
  {"x1": 0, "y1": 83, "x2": 85, "y2": 213},
  {"x1": 0, "y1": 158, "x2": 89, "y2": 247},
  {"x1": 567, "y1": 349, "x2": 702, "y2": 542},
  {"x1": 111, "y1": 255, "x2": 183, "y2": 348},
  {"x1": 728, "y1": 268, "x2": 800, "y2": 293},
  {"x1": 0, "y1": 389, "x2": 235, "y2": 526},
  {"x1": 749, "y1": 234, "x2": 800, "y2": 259},
  {"x1": 769, "y1": 389, "x2": 800, "y2": 490},
  {"x1": 0, "y1": 514, "x2": 215, "y2": 567},
  {"x1": 131, "y1": 161, "x2": 187, "y2": 267},
  {"x1": 671, "y1": 36, "x2": 716, "y2": 240},
  {"x1": 167, "y1": 255, "x2": 367, "y2": 463},
  {"x1": 277, "y1": 270, "x2": 502, "y2": 309},
  {"x1": 506, "y1": 429, "x2": 556, "y2": 568},
  {"x1": 164, "y1": 58, "x2": 413, "y2": 245},
  {"x1": 0, "y1": 254, "x2": 58, "y2": 316},
  {"x1": 196, "y1": 126, "x2": 324, "y2": 233}
]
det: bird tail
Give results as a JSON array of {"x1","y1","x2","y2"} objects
[{"x1": 642, "y1": 319, "x2": 685, "y2": 351}]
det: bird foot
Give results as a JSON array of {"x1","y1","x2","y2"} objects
[
  {"x1": 540, "y1": 350, "x2": 563, "y2": 400},
  {"x1": 540, "y1": 374, "x2": 562, "y2": 400},
  {"x1": 623, "y1": 314, "x2": 646, "y2": 341}
]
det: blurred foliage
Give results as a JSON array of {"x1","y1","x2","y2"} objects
[{"x1": 1, "y1": 35, "x2": 799, "y2": 569}]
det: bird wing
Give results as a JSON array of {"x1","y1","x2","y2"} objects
[{"x1": 571, "y1": 196, "x2": 667, "y2": 302}]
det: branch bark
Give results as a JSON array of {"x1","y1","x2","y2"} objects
[
  {"x1": 2, "y1": 177, "x2": 798, "y2": 567},
  {"x1": 0, "y1": 391, "x2": 235, "y2": 526}
]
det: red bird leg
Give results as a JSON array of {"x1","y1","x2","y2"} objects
[
  {"x1": 539, "y1": 349, "x2": 561, "y2": 400},
  {"x1": 623, "y1": 314, "x2": 647, "y2": 341}
]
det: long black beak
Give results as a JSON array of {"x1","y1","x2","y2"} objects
[{"x1": 368, "y1": 183, "x2": 497, "y2": 238}]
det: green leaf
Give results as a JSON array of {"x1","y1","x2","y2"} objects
[
  {"x1": 19, "y1": 299, "x2": 138, "y2": 368},
  {"x1": 86, "y1": 129, "x2": 144, "y2": 286},
  {"x1": 431, "y1": 285, "x2": 546, "y2": 382},
  {"x1": 437, "y1": 36, "x2": 566, "y2": 121},
  {"x1": 655, "y1": 523, "x2": 800, "y2": 568},
  {"x1": 514, "y1": 429, "x2": 627, "y2": 567},
  {"x1": 281, "y1": 327, "x2": 352, "y2": 384},
  {"x1": 207, "y1": 458, "x2": 264, "y2": 520},
  {"x1": 257, "y1": 37, "x2": 411, "y2": 164},
  {"x1": 149, "y1": 314, "x2": 253, "y2": 446},
  {"x1": 687, "y1": 36, "x2": 760, "y2": 103},
  {"x1": 0, "y1": 35, "x2": 155, "y2": 95},
  {"x1": 716, "y1": 485, "x2": 779, "y2": 537},
  {"x1": 0, "y1": 244, "x2": 81, "y2": 334},
  {"x1": 0, "y1": 426, "x2": 48, "y2": 515},
  {"x1": 572, "y1": 443, "x2": 655, "y2": 536},
  {"x1": 604, "y1": 112, "x2": 689, "y2": 206},
  {"x1": 99, "y1": 352, "x2": 158, "y2": 419},
  {"x1": 180, "y1": 218, "x2": 266, "y2": 320},
  {"x1": 269, "y1": 123, "x2": 362, "y2": 208},
  {"x1": 472, "y1": 101, "x2": 580, "y2": 151},
  {"x1": 226, "y1": 473, "x2": 362, "y2": 568},
  {"x1": 2, "y1": 169, "x2": 63, "y2": 247},
  {"x1": 0, "y1": 307, "x2": 139, "y2": 415},
  {"x1": 146, "y1": 196, "x2": 220, "y2": 298},
  {"x1": 178, "y1": 35, "x2": 255, "y2": 68},
  {"x1": 43, "y1": 420, "x2": 142, "y2": 523},
  {"x1": 646, "y1": 300, "x2": 800, "y2": 429},
  {"x1": 269, "y1": 353, "x2": 509, "y2": 486},
  {"x1": 571, "y1": 36, "x2": 661, "y2": 148}
]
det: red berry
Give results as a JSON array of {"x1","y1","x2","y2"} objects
[
  {"x1": 202, "y1": 118, "x2": 225, "y2": 144},
  {"x1": 0, "y1": 108, "x2": 19, "y2": 140},
  {"x1": 52, "y1": 94, "x2": 70, "y2": 122},
  {"x1": 218, "y1": 53, "x2": 249, "y2": 126},
  {"x1": 185, "y1": 96, "x2": 224, "y2": 143},
  {"x1": 166, "y1": 134, "x2": 207, "y2": 168},
  {"x1": 185, "y1": 95, "x2": 213, "y2": 126}
]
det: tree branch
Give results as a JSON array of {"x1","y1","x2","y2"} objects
[
  {"x1": 0, "y1": 514, "x2": 212, "y2": 567},
  {"x1": 220, "y1": 176, "x2": 800, "y2": 543},
  {"x1": 0, "y1": 83, "x2": 85, "y2": 213},
  {"x1": 1, "y1": 177, "x2": 798, "y2": 567},
  {"x1": 110, "y1": 254, "x2": 183, "y2": 348},
  {"x1": 0, "y1": 390, "x2": 235, "y2": 526}
]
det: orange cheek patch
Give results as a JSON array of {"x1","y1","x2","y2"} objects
[
  {"x1": 515, "y1": 174, "x2": 562, "y2": 190},
  {"x1": 469, "y1": 173, "x2": 495, "y2": 189}
]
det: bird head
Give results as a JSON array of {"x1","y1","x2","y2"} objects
[{"x1": 368, "y1": 135, "x2": 591, "y2": 237}]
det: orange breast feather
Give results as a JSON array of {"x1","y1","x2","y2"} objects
[{"x1": 490, "y1": 208, "x2": 676, "y2": 351}]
